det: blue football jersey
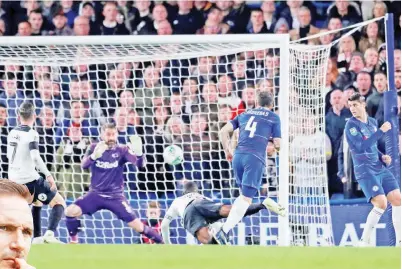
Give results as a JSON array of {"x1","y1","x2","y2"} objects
[{"x1": 230, "y1": 107, "x2": 281, "y2": 163}]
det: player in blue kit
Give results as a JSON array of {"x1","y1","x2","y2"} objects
[
  {"x1": 214, "y1": 91, "x2": 283, "y2": 244},
  {"x1": 345, "y1": 93, "x2": 401, "y2": 246},
  {"x1": 64, "y1": 123, "x2": 163, "y2": 244}
]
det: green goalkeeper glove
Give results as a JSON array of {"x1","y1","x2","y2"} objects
[
  {"x1": 128, "y1": 135, "x2": 143, "y2": 156},
  {"x1": 90, "y1": 141, "x2": 108, "y2": 160}
]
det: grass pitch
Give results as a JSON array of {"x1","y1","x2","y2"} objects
[{"x1": 29, "y1": 245, "x2": 400, "y2": 269}]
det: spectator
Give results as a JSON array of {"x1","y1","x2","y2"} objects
[
  {"x1": 217, "y1": 74, "x2": 243, "y2": 119},
  {"x1": 0, "y1": 73, "x2": 25, "y2": 128},
  {"x1": 241, "y1": 86, "x2": 257, "y2": 109},
  {"x1": 0, "y1": 18, "x2": 5, "y2": 35},
  {"x1": 196, "y1": 6, "x2": 229, "y2": 35},
  {"x1": 79, "y1": 2, "x2": 97, "y2": 31},
  {"x1": 261, "y1": 140, "x2": 279, "y2": 196},
  {"x1": 0, "y1": 103, "x2": 9, "y2": 178},
  {"x1": 140, "y1": 201, "x2": 162, "y2": 244},
  {"x1": 289, "y1": 6, "x2": 319, "y2": 43},
  {"x1": 55, "y1": 122, "x2": 90, "y2": 199},
  {"x1": 170, "y1": 0, "x2": 203, "y2": 34},
  {"x1": 100, "y1": 69, "x2": 125, "y2": 118},
  {"x1": 55, "y1": 100, "x2": 99, "y2": 145},
  {"x1": 60, "y1": 0, "x2": 77, "y2": 28},
  {"x1": 356, "y1": 71, "x2": 374, "y2": 98},
  {"x1": 98, "y1": 1, "x2": 129, "y2": 35},
  {"x1": 47, "y1": 7, "x2": 73, "y2": 36},
  {"x1": 246, "y1": 8, "x2": 269, "y2": 34},
  {"x1": 358, "y1": 22, "x2": 384, "y2": 52},
  {"x1": 327, "y1": 16, "x2": 343, "y2": 40},
  {"x1": 191, "y1": 56, "x2": 217, "y2": 85},
  {"x1": 336, "y1": 35, "x2": 357, "y2": 72},
  {"x1": 182, "y1": 77, "x2": 201, "y2": 114},
  {"x1": 274, "y1": 18, "x2": 289, "y2": 34},
  {"x1": 138, "y1": 4, "x2": 168, "y2": 35},
  {"x1": 33, "y1": 75, "x2": 61, "y2": 116},
  {"x1": 325, "y1": 89, "x2": 352, "y2": 195},
  {"x1": 119, "y1": 90, "x2": 135, "y2": 109},
  {"x1": 231, "y1": 57, "x2": 252, "y2": 94},
  {"x1": 327, "y1": 0, "x2": 362, "y2": 27},
  {"x1": 156, "y1": 20, "x2": 173, "y2": 35},
  {"x1": 367, "y1": 72, "x2": 387, "y2": 117},
  {"x1": 278, "y1": 0, "x2": 306, "y2": 30},
  {"x1": 201, "y1": 82, "x2": 219, "y2": 122},
  {"x1": 336, "y1": 51, "x2": 365, "y2": 90},
  {"x1": 114, "y1": 107, "x2": 136, "y2": 144},
  {"x1": 260, "y1": 0, "x2": 277, "y2": 33},
  {"x1": 363, "y1": 47, "x2": 379, "y2": 76},
  {"x1": 395, "y1": 69, "x2": 401, "y2": 92},
  {"x1": 73, "y1": 16, "x2": 90, "y2": 36},
  {"x1": 131, "y1": 0, "x2": 152, "y2": 34},
  {"x1": 194, "y1": 1, "x2": 213, "y2": 20},
  {"x1": 134, "y1": 66, "x2": 169, "y2": 126},
  {"x1": 36, "y1": 106, "x2": 57, "y2": 173},
  {"x1": 28, "y1": 8, "x2": 46, "y2": 35},
  {"x1": 17, "y1": 21, "x2": 32, "y2": 36}
]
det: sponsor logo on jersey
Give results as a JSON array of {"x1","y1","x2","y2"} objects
[
  {"x1": 38, "y1": 193, "x2": 47, "y2": 202},
  {"x1": 349, "y1": 127, "x2": 357, "y2": 136},
  {"x1": 95, "y1": 160, "x2": 119, "y2": 169},
  {"x1": 112, "y1": 153, "x2": 119, "y2": 158}
]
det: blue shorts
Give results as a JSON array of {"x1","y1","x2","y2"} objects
[
  {"x1": 232, "y1": 153, "x2": 264, "y2": 195},
  {"x1": 356, "y1": 168, "x2": 400, "y2": 202}
]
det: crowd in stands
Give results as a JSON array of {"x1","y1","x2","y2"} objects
[{"x1": 0, "y1": 0, "x2": 401, "y2": 201}]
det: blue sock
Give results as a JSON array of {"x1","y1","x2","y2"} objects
[
  {"x1": 32, "y1": 206, "x2": 42, "y2": 237},
  {"x1": 66, "y1": 216, "x2": 81, "y2": 236},
  {"x1": 48, "y1": 204, "x2": 64, "y2": 232}
]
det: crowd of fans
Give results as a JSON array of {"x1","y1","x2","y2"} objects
[{"x1": 0, "y1": 0, "x2": 401, "y2": 201}]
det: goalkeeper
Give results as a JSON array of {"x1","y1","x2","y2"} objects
[
  {"x1": 345, "y1": 93, "x2": 401, "y2": 246},
  {"x1": 65, "y1": 123, "x2": 163, "y2": 244},
  {"x1": 161, "y1": 181, "x2": 285, "y2": 244}
]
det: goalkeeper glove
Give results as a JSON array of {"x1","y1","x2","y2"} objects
[
  {"x1": 90, "y1": 141, "x2": 108, "y2": 160},
  {"x1": 128, "y1": 135, "x2": 143, "y2": 156}
]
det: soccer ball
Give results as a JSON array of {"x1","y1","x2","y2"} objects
[{"x1": 163, "y1": 145, "x2": 184, "y2": 165}]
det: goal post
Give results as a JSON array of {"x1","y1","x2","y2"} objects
[{"x1": 0, "y1": 34, "x2": 335, "y2": 246}]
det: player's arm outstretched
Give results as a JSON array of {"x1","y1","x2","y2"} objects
[
  {"x1": 345, "y1": 120, "x2": 391, "y2": 152},
  {"x1": 81, "y1": 142, "x2": 108, "y2": 169},
  {"x1": 219, "y1": 121, "x2": 236, "y2": 161},
  {"x1": 29, "y1": 132, "x2": 56, "y2": 190},
  {"x1": 161, "y1": 201, "x2": 179, "y2": 244}
]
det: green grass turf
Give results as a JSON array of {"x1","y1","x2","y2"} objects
[{"x1": 29, "y1": 245, "x2": 400, "y2": 269}]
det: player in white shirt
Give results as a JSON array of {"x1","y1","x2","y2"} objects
[
  {"x1": 7, "y1": 102, "x2": 66, "y2": 244},
  {"x1": 161, "y1": 181, "x2": 285, "y2": 244}
]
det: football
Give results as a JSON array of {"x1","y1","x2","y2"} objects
[{"x1": 163, "y1": 145, "x2": 184, "y2": 165}]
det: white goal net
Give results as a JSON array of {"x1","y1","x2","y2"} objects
[{"x1": 0, "y1": 35, "x2": 332, "y2": 246}]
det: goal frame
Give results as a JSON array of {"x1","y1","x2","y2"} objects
[{"x1": 0, "y1": 34, "x2": 290, "y2": 246}]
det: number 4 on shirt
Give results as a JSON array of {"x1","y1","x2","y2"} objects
[{"x1": 245, "y1": 116, "x2": 257, "y2": 138}]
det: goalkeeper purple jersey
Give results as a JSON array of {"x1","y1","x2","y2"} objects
[
  {"x1": 344, "y1": 116, "x2": 385, "y2": 176},
  {"x1": 82, "y1": 143, "x2": 144, "y2": 196},
  {"x1": 230, "y1": 107, "x2": 281, "y2": 164}
]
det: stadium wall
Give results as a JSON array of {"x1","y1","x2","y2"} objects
[{"x1": 42, "y1": 201, "x2": 390, "y2": 246}]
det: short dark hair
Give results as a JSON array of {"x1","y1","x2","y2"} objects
[
  {"x1": 183, "y1": 181, "x2": 199, "y2": 195},
  {"x1": 18, "y1": 101, "x2": 35, "y2": 120},
  {"x1": 0, "y1": 179, "x2": 31, "y2": 201},
  {"x1": 29, "y1": 8, "x2": 43, "y2": 17},
  {"x1": 3, "y1": 72, "x2": 16, "y2": 80},
  {"x1": 348, "y1": 92, "x2": 365, "y2": 102},
  {"x1": 257, "y1": 91, "x2": 273, "y2": 107},
  {"x1": 102, "y1": 122, "x2": 117, "y2": 132}
]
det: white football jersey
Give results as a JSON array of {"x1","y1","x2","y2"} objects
[
  {"x1": 165, "y1": 192, "x2": 210, "y2": 220},
  {"x1": 7, "y1": 125, "x2": 40, "y2": 184}
]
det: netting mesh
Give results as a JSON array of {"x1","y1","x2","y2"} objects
[{"x1": 0, "y1": 39, "x2": 332, "y2": 245}]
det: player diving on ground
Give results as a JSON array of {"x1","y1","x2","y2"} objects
[
  {"x1": 214, "y1": 91, "x2": 283, "y2": 244},
  {"x1": 161, "y1": 181, "x2": 285, "y2": 244},
  {"x1": 345, "y1": 93, "x2": 401, "y2": 246},
  {"x1": 64, "y1": 123, "x2": 163, "y2": 244}
]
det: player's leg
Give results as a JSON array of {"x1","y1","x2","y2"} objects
[
  {"x1": 31, "y1": 201, "x2": 44, "y2": 244},
  {"x1": 65, "y1": 191, "x2": 100, "y2": 243},
  {"x1": 108, "y1": 197, "x2": 163, "y2": 243},
  {"x1": 218, "y1": 155, "x2": 263, "y2": 243},
  {"x1": 30, "y1": 177, "x2": 66, "y2": 243},
  {"x1": 383, "y1": 173, "x2": 401, "y2": 246},
  {"x1": 356, "y1": 173, "x2": 387, "y2": 246},
  {"x1": 219, "y1": 197, "x2": 286, "y2": 218},
  {"x1": 183, "y1": 203, "x2": 215, "y2": 244}
]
